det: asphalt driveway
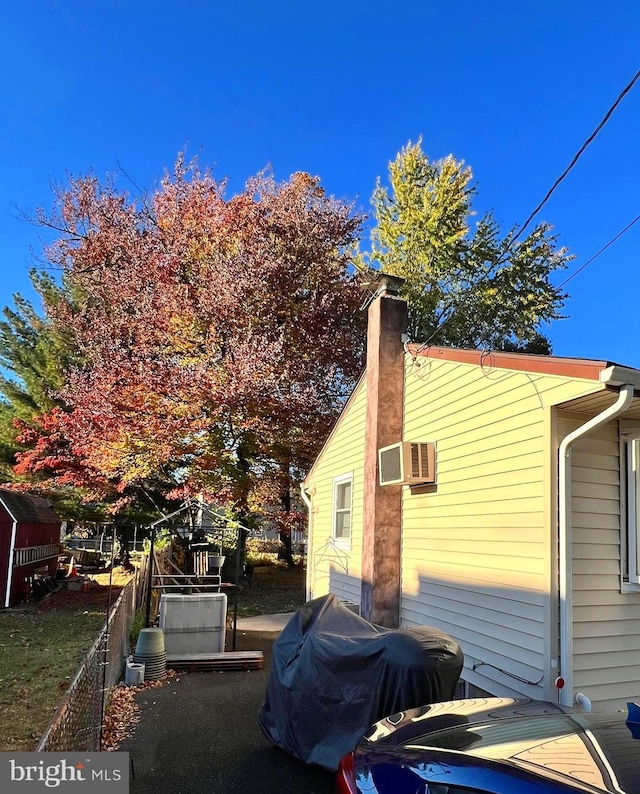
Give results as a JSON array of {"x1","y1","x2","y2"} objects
[{"x1": 119, "y1": 629, "x2": 335, "y2": 794}]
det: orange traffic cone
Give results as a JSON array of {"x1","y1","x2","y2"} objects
[{"x1": 68, "y1": 556, "x2": 77, "y2": 578}]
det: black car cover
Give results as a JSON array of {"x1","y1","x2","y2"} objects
[{"x1": 258, "y1": 593, "x2": 464, "y2": 771}]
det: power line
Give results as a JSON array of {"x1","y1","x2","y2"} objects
[
  {"x1": 558, "y1": 213, "x2": 640, "y2": 289},
  {"x1": 418, "y1": 68, "x2": 640, "y2": 349},
  {"x1": 513, "y1": 69, "x2": 640, "y2": 244}
]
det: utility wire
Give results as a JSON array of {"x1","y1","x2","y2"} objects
[
  {"x1": 417, "y1": 68, "x2": 640, "y2": 349},
  {"x1": 513, "y1": 69, "x2": 640, "y2": 245},
  {"x1": 558, "y1": 213, "x2": 640, "y2": 289}
]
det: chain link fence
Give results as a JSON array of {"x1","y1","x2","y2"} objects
[{"x1": 36, "y1": 580, "x2": 137, "y2": 752}]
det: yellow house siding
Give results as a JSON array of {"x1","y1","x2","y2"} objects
[
  {"x1": 558, "y1": 412, "x2": 640, "y2": 711},
  {"x1": 305, "y1": 379, "x2": 367, "y2": 602},
  {"x1": 400, "y1": 358, "x2": 603, "y2": 700},
  {"x1": 306, "y1": 350, "x2": 640, "y2": 706}
]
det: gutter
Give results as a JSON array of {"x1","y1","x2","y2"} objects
[
  {"x1": 558, "y1": 380, "x2": 635, "y2": 706},
  {"x1": 300, "y1": 483, "x2": 313, "y2": 601}
]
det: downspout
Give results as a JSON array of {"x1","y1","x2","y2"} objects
[
  {"x1": 558, "y1": 382, "x2": 635, "y2": 707},
  {"x1": 300, "y1": 483, "x2": 312, "y2": 602}
]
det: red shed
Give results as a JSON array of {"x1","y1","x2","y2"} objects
[{"x1": 0, "y1": 490, "x2": 62, "y2": 607}]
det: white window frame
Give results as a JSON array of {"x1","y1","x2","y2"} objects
[
  {"x1": 622, "y1": 433, "x2": 640, "y2": 590},
  {"x1": 332, "y1": 472, "x2": 353, "y2": 548}
]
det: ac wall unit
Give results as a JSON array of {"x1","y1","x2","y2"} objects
[{"x1": 378, "y1": 441, "x2": 436, "y2": 486}]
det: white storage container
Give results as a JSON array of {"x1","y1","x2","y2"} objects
[
  {"x1": 125, "y1": 657, "x2": 145, "y2": 686},
  {"x1": 159, "y1": 593, "x2": 227, "y2": 654}
]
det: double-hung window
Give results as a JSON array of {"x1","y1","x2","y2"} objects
[
  {"x1": 333, "y1": 473, "x2": 353, "y2": 545},
  {"x1": 624, "y1": 434, "x2": 640, "y2": 586}
]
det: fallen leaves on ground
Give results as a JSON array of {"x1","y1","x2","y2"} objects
[
  {"x1": 101, "y1": 671, "x2": 180, "y2": 751},
  {"x1": 34, "y1": 567, "x2": 135, "y2": 614},
  {"x1": 89, "y1": 567, "x2": 136, "y2": 588}
]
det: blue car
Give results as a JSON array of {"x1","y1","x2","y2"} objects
[{"x1": 337, "y1": 697, "x2": 640, "y2": 793}]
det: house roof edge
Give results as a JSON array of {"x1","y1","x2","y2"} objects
[
  {"x1": 303, "y1": 371, "x2": 367, "y2": 486},
  {"x1": 407, "y1": 344, "x2": 628, "y2": 381}
]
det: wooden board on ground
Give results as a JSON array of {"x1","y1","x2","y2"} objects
[
  {"x1": 166, "y1": 651, "x2": 264, "y2": 672},
  {"x1": 63, "y1": 547, "x2": 105, "y2": 568}
]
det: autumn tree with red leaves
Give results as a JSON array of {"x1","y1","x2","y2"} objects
[{"x1": 14, "y1": 158, "x2": 365, "y2": 557}]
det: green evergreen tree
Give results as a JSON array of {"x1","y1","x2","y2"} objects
[{"x1": 0, "y1": 271, "x2": 69, "y2": 478}]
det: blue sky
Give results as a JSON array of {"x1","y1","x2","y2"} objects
[{"x1": 2, "y1": 1, "x2": 639, "y2": 364}]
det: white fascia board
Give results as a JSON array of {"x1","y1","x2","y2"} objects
[{"x1": 599, "y1": 366, "x2": 640, "y2": 389}]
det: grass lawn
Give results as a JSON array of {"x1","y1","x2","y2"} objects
[
  {"x1": 0, "y1": 590, "x2": 119, "y2": 751},
  {"x1": 234, "y1": 562, "x2": 306, "y2": 617}
]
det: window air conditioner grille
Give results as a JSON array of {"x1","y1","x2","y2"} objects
[{"x1": 411, "y1": 443, "x2": 420, "y2": 478}]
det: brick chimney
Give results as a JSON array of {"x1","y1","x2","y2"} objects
[{"x1": 360, "y1": 275, "x2": 408, "y2": 627}]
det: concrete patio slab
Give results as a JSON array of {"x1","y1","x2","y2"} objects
[{"x1": 235, "y1": 612, "x2": 294, "y2": 632}]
